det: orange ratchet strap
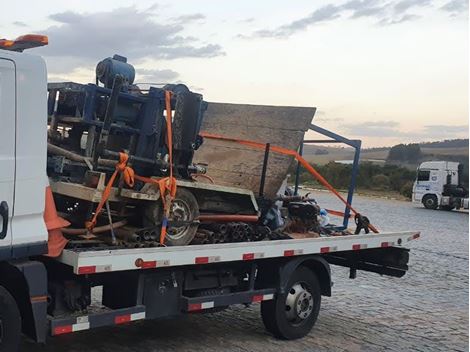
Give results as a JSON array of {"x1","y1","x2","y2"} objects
[
  {"x1": 199, "y1": 132, "x2": 378, "y2": 233},
  {"x1": 86, "y1": 91, "x2": 177, "y2": 244}
]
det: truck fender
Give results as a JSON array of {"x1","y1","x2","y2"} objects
[
  {"x1": 278, "y1": 255, "x2": 332, "y2": 297},
  {"x1": 0, "y1": 260, "x2": 48, "y2": 343}
]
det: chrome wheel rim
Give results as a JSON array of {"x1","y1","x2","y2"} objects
[{"x1": 285, "y1": 282, "x2": 314, "y2": 324}]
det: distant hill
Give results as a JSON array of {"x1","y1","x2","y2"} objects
[
  {"x1": 303, "y1": 139, "x2": 469, "y2": 166},
  {"x1": 419, "y1": 139, "x2": 468, "y2": 148}
]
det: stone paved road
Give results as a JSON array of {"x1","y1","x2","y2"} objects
[{"x1": 22, "y1": 194, "x2": 469, "y2": 351}]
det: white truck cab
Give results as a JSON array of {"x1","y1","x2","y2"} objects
[
  {"x1": 0, "y1": 49, "x2": 49, "y2": 259},
  {"x1": 412, "y1": 161, "x2": 469, "y2": 210}
]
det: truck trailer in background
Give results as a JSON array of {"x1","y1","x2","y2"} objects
[{"x1": 413, "y1": 161, "x2": 469, "y2": 211}]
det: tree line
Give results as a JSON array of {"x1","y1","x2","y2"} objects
[{"x1": 295, "y1": 162, "x2": 416, "y2": 198}]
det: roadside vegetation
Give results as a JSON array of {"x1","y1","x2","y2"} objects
[
  {"x1": 297, "y1": 140, "x2": 469, "y2": 199},
  {"x1": 297, "y1": 162, "x2": 416, "y2": 199}
]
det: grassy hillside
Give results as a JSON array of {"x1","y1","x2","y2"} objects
[{"x1": 303, "y1": 139, "x2": 469, "y2": 166}]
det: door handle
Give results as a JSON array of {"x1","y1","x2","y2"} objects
[{"x1": 0, "y1": 201, "x2": 9, "y2": 239}]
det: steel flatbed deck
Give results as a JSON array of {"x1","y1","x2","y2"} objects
[{"x1": 58, "y1": 230, "x2": 420, "y2": 275}]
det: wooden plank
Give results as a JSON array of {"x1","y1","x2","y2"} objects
[{"x1": 194, "y1": 102, "x2": 316, "y2": 197}]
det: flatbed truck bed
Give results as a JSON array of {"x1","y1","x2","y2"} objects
[{"x1": 58, "y1": 231, "x2": 420, "y2": 275}]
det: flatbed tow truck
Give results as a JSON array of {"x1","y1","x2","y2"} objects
[{"x1": 0, "y1": 35, "x2": 419, "y2": 351}]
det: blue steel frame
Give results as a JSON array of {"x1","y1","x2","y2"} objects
[{"x1": 294, "y1": 123, "x2": 362, "y2": 230}]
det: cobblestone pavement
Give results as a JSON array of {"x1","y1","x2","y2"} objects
[{"x1": 22, "y1": 194, "x2": 468, "y2": 351}]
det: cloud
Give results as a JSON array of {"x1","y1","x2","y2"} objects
[
  {"x1": 34, "y1": 7, "x2": 223, "y2": 76},
  {"x1": 393, "y1": 0, "x2": 431, "y2": 14},
  {"x1": 342, "y1": 121, "x2": 401, "y2": 137},
  {"x1": 248, "y1": 4, "x2": 342, "y2": 38},
  {"x1": 378, "y1": 13, "x2": 420, "y2": 25},
  {"x1": 12, "y1": 21, "x2": 28, "y2": 27},
  {"x1": 242, "y1": 0, "x2": 461, "y2": 38},
  {"x1": 441, "y1": 0, "x2": 469, "y2": 15},
  {"x1": 135, "y1": 68, "x2": 180, "y2": 83},
  {"x1": 342, "y1": 0, "x2": 387, "y2": 18},
  {"x1": 341, "y1": 121, "x2": 469, "y2": 139},
  {"x1": 173, "y1": 13, "x2": 206, "y2": 24},
  {"x1": 421, "y1": 124, "x2": 469, "y2": 138}
]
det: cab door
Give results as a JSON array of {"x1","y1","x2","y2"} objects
[{"x1": 0, "y1": 59, "x2": 16, "y2": 255}]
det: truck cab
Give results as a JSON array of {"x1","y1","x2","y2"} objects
[
  {"x1": 412, "y1": 161, "x2": 469, "y2": 210},
  {"x1": 0, "y1": 48, "x2": 49, "y2": 260}
]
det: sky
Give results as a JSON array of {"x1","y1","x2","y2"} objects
[{"x1": 2, "y1": 0, "x2": 468, "y2": 147}]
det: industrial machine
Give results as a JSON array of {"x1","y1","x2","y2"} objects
[
  {"x1": 412, "y1": 161, "x2": 469, "y2": 210},
  {"x1": 0, "y1": 34, "x2": 419, "y2": 352}
]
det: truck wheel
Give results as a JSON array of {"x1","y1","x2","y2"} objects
[
  {"x1": 422, "y1": 195, "x2": 438, "y2": 210},
  {"x1": 0, "y1": 286, "x2": 21, "y2": 352},
  {"x1": 144, "y1": 188, "x2": 199, "y2": 246},
  {"x1": 261, "y1": 266, "x2": 321, "y2": 340}
]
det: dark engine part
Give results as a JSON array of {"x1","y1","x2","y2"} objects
[
  {"x1": 443, "y1": 183, "x2": 468, "y2": 198},
  {"x1": 170, "y1": 89, "x2": 206, "y2": 178},
  {"x1": 48, "y1": 280, "x2": 91, "y2": 316},
  {"x1": 286, "y1": 201, "x2": 320, "y2": 233},
  {"x1": 96, "y1": 54, "x2": 135, "y2": 90},
  {"x1": 47, "y1": 55, "x2": 208, "y2": 182}
]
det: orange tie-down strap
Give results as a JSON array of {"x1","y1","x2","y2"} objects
[
  {"x1": 199, "y1": 132, "x2": 378, "y2": 233},
  {"x1": 86, "y1": 91, "x2": 177, "y2": 244}
]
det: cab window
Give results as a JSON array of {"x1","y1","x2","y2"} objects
[{"x1": 417, "y1": 170, "x2": 430, "y2": 181}]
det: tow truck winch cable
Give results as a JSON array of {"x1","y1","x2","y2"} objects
[
  {"x1": 86, "y1": 91, "x2": 177, "y2": 245},
  {"x1": 199, "y1": 132, "x2": 379, "y2": 234}
]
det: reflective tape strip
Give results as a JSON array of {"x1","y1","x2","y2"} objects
[
  {"x1": 131, "y1": 312, "x2": 146, "y2": 321},
  {"x1": 252, "y1": 293, "x2": 274, "y2": 303},
  {"x1": 115, "y1": 315, "x2": 131, "y2": 324},
  {"x1": 243, "y1": 252, "x2": 264, "y2": 260},
  {"x1": 53, "y1": 320, "x2": 90, "y2": 335},
  {"x1": 136, "y1": 259, "x2": 170, "y2": 269},
  {"x1": 284, "y1": 249, "x2": 304, "y2": 257},
  {"x1": 78, "y1": 265, "x2": 112, "y2": 275},
  {"x1": 188, "y1": 301, "x2": 214, "y2": 311},
  {"x1": 320, "y1": 246, "x2": 337, "y2": 253},
  {"x1": 381, "y1": 241, "x2": 394, "y2": 247},
  {"x1": 53, "y1": 325, "x2": 73, "y2": 335},
  {"x1": 195, "y1": 256, "x2": 220, "y2": 264},
  {"x1": 115, "y1": 312, "x2": 145, "y2": 324},
  {"x1": 73, "y1": 322, "x2": 90, "y2": 332},
  {"x1": 352, "y1": 244, "x2": 368, "y2": 250}
]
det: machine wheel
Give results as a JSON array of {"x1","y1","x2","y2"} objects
[
  {"x1": 261, "y1": 266, "x2": 321, "y2": 340},
  {"x1": 0, "y1": 286, "x2": 21, "y2": 352},
  {"x1": 144, "y1": 188, "x2": 199, "y2": 246},
  {"x1": 422, "y1": 195, "x2": 438, "y2": 210}
]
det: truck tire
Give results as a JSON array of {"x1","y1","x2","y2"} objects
[
  {"x1": 440, "y1": 205, "x2": 455, "y2": 211},
  {"x1": 0, "y1": 286, "x2": 21, "y2": 352},
  {"x1": 261, "y1": 266, "x2": 321, "y2": 340},
  {"x1": 144, "y1": 188, "x2": 199, "y2": 246},
  {"x1": 422, "y1": 195, "x2": 438, "y2": 210}
]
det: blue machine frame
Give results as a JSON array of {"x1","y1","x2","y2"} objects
[{"x1": 294, "y1": 124, "x2": 362, "y2": 230}]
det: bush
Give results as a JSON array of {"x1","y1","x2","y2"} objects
[
  {"x1": 371, "y1": 174, "x2": 390, "y2": 189},
  {"x1": 400, "y1": 181, "x2": 414, "y2": 199}
]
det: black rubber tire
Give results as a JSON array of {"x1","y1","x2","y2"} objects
[
  {"x1": 261, "y1": 266, "x2": 321, "y2": 340},
  {"x1": 440, "y1": 205, "x2": 455, "y2": 211},
  {"x1": 0, "y1": 286, "x2": 21, "y2": 352},
  {"x1": 143, "y1": 188, "x2": 199, "y2": 246},
  {"x1": 422, "y1": 195, "x2": 438, "y2": 210}
]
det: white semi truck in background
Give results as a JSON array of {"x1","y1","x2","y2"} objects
[
  {"x1": 0, "y1": 35, "x2": 420, "y2": 351},
  {"x1": 412, "y1": 161, "x2": 469, "y2": 211}
]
